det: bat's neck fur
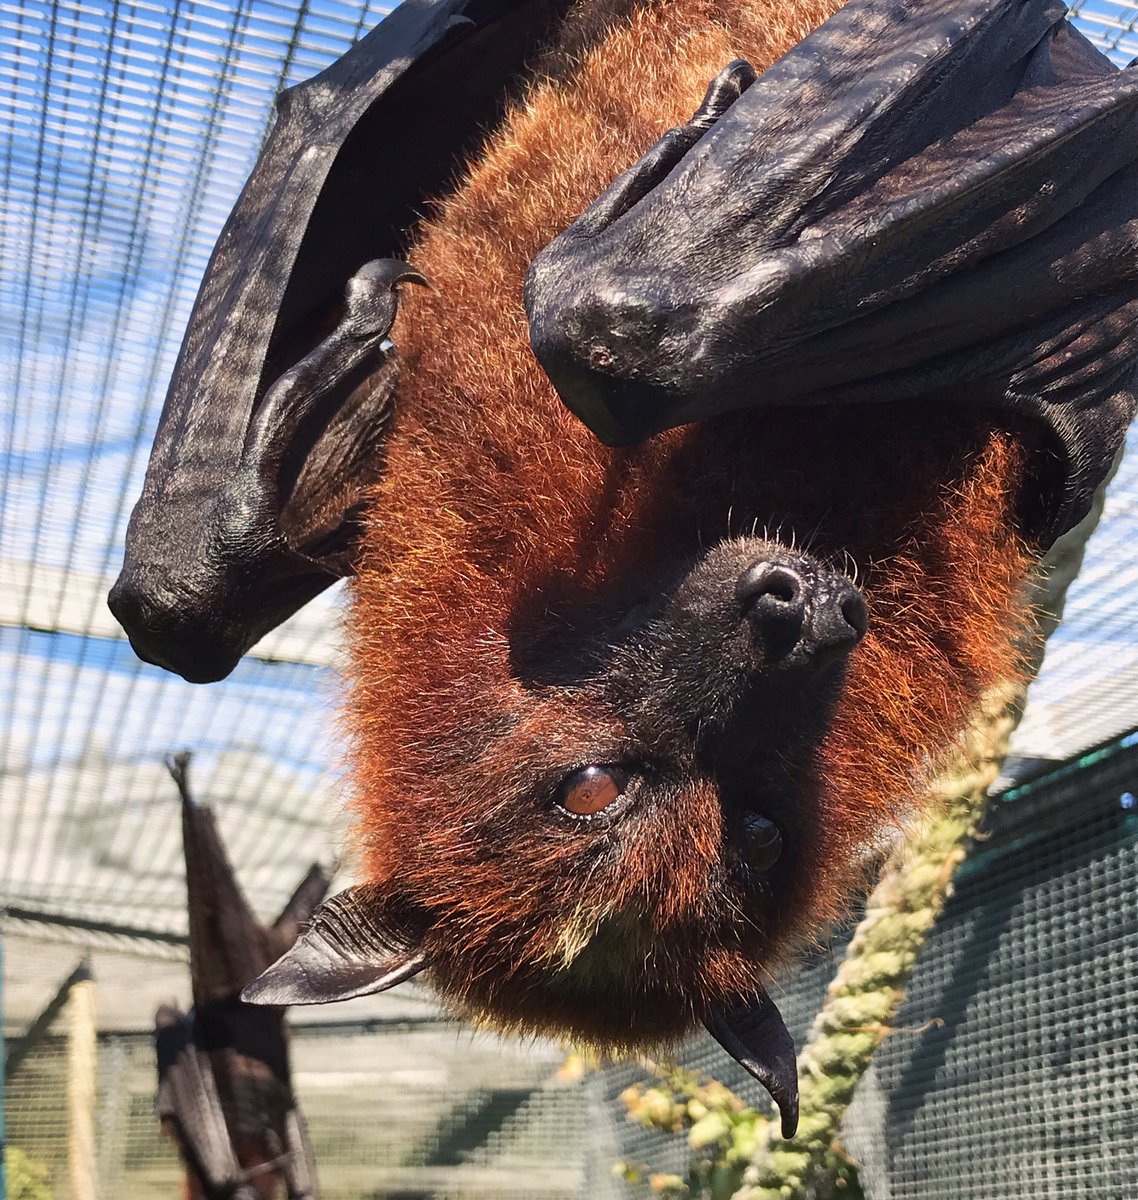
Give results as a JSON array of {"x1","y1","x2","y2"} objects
[{"x1": 348, "y1": 0, "x2": 1036, "y2": 1044}]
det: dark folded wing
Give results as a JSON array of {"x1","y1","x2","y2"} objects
[
  {"x1": 111, "y1": 0, "x2": 577, "y2": 680},
  {"x1": 157, "y1": 1021, "x2": 252, "y2": 1199},
  {"x1": 527, "y1": 0, "x2": 1138, "y2": 543}
]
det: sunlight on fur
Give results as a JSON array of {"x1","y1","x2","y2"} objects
[{"x1": 344, "y1": 0, "x2": 1037, "y2": 1047}]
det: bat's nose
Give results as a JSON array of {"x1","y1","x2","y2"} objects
[
  {"x1": 736, "y1": 562, "x2": 807, "y2": 659},
  {"x1": 815, "y1": 576, "x2": 868, "y2": 651},
  {"x1": 737, "y1": 558, "x2": 866, "y2": 665}
]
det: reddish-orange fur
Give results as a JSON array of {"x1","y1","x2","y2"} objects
[{"x1": 346, "y1": 0, "x2": 1036, "y2": 1045}]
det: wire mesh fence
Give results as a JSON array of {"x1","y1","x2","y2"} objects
[
  {"x1": 6, "y1": 731, "x2": 1137, "y2": 1198},
  {"x1": 6, "y1": 1027, "x2": 602, "y2": 1200},
  {"x1": 605, "y1": 732, "x2": 1138, "y2": 1199}
]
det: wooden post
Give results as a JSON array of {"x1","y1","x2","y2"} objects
[{"x1": 67, "y1": 962, "x2": 97, "y2": 1200}]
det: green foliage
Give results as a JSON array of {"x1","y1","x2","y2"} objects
[
  {"x1": 7, "y1": 1147, "x2": 54, "y2": 1200},
  {"x1": 615, "y1": 1063, "x2": 864, "y2": 1200}
]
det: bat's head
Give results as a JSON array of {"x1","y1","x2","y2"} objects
[
  {"x1": 414, "y1": 532, "x2": 867, "y2": 1036},
  {"x1": 253, "y1": 539, "x2": 865, "y2": 958},
  {"x1": 247, "y1": 513, "x2": 870, "y2": 1133},
  {"x1": 453, "y1": 537, "x2": 866, "y2": 1024}
]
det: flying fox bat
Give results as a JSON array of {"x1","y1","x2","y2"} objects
[
  {"x1": 112, "y1": 0, "x2": 1137, "y2": 1138},
  {"x1": 156, "y1": 753, "x2": 327, "y2": 1199}
]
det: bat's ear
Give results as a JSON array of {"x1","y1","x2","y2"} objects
[
  {"x1": 704, "y1": 994, "x2": 798, "y2": 1138},
  {"x1": 242, "y1": 886, "x2": 428, "y2": 1006}
]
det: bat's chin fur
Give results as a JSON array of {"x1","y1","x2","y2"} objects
[
  {"x1": 431, "y1": 925, "x2": 779, "y2": 1048},
  {"x1": 337, "y1": 0, "x2": 1038, "y2": 1050}
]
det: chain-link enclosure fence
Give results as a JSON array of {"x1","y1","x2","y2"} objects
[
  {"x1": 7, "y1": 731, "x2": 1135, "y2": 1199},
  {"x1": 606, "y1": 732, "x2": 1138, "y2": 1199}
]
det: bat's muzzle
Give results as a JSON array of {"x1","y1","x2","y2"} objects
[
  {"x1": 737, "y1": 556, "x2": 866, "y2": 668},
  {"x1": 612, "y1": 538, "x2": 867, "y2": 767}
]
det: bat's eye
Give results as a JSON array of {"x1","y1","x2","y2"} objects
[
  {"x1": 742, "y1": 814, "x2": 783, "y2": 873},
  {"x1": 558, "y1": 766, "x2": 629, "y2": 816}
]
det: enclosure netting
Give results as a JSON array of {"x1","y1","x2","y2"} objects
[
  {"x1": 608, "y1": 734, "x2": 1138, "y2": 1199},
  {"x1": 3, "y1": 929, "x2": 625, "y2": 1200},
  {"x1": 3, "y1": 0, "x2": 1138, "y2": 1197}
]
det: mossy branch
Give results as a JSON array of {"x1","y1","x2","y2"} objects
[{"x1": 733, "y1": 678, "x2": 1022, "y2": 1199}]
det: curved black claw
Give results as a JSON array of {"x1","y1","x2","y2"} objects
[
  {"x1": 546, "y1": 61, "x2": 757, "y2": 241},
  {"x1": 690, "y1": 59, "x2": 757, "y2": 131},
  {"x1": 244, "y1": 257, "x2": 428, "y2": 476},
  {"x1": 704, "y1": 993, "x2": 799, "y2": 1138}
]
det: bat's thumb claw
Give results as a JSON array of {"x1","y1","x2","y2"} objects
[
  {"x1": 352, "y1": 257, "x2": 427, "y2": 285},
  {"x1": 344, "y1": 258, "x2": 431, "y2": 335},
  {"x1": 691, "y1": 59, "x2": 757, "y2": 130}
]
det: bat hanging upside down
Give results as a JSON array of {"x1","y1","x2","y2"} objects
[
  {"x1": 110, "y1": 0, "x2": 1138, "y2": 1135},
  {"x1": 157, "y1": 754, "x2": 326, "y2": 1199}
]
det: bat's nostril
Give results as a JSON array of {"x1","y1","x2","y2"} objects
[
  {"x1": 737, "y1": 562, "x2": 808, "y2": 660},
  {"x1": 809, "y1": 579, "x2": 868, "y2": 659},
  {"x1": 732, "y1": 556, "x2": 866, "y2": 668},
  {"x1": 736, "y1": 563, "x2": 806, "y2": 612},
  {"x1": 840, "y1": 589, "x2": 868, "y2": 640}
]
